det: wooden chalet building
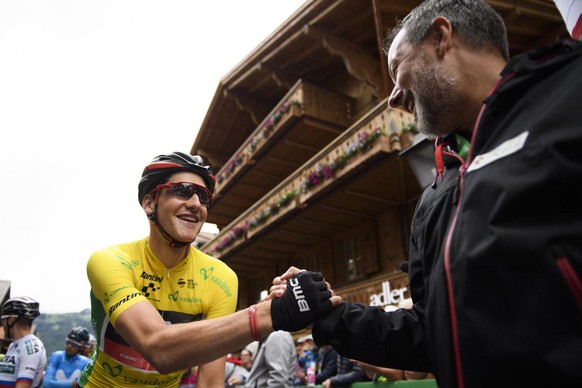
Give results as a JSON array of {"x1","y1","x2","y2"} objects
[{"x1": 190, "y1": 0, "x2": 569, "y2": 311}]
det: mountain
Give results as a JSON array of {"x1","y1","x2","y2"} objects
[{"x1": 34, "y1": 309, "x2": 94, "y2": 357}]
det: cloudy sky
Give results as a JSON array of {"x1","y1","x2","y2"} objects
[{"x1": 0, "y1": 0, "x2": 306, "y2": 314}]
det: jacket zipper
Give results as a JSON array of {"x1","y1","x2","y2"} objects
[{"x1": 442, "y1": 72, "x2": 516, "y2": 388}]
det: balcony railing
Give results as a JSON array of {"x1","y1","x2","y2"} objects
[
  {"x1": 214, "y1": 80, "x2": 355, "y2": 193},
  {"x1": 203, "y1": 99, "x2": 414, "y2": 258}
]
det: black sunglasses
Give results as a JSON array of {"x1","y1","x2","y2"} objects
[{"x1": 151, "y1": 182, "x2": 213, "y2": 206}]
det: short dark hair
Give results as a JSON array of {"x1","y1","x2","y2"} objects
[
  {"x1": 15, "y1": 316, "x2": 34, "y2": 328},
  {"x1": 385, "y1": 0, "x2": 509, "y2": 61}
]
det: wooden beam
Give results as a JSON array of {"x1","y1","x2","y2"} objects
[
  {"x1": 298, "y1": 217, "x2": 351, "y2": 231},
  {"x1": 486, "y1": 0, "x2": 564, "y2": 23},
  {"x1": 343, "y1": 188, "x2": 400, "y2": 205},
  {"x1": 258, "y1": 63, "x2": 297, "y2": 90},
  {"x1": 305, "y1": 25, "x2": 383, "y2": 95},
  {"x1": 222, "y1": 89, "x2": 263, "y2": 127},
  {"x1": 319, "y1": 204, "x2": 376, "y2": 219}
]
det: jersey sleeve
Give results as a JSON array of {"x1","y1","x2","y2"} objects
[
  {"x1": 87, "y1": 247, "x2": 148, "y2": 325},
  {"x1": 42, "y1": 352, "x2": 61, "y2": 386},
  {"x1": 16, "y1": 337, "x2": 45, "y2": 385}
]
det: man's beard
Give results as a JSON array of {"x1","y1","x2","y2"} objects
[{"x1": 411, "y1": 53, "x2": 459, "y2": 138}]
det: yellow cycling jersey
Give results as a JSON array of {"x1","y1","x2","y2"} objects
[{"x1": 79, "y1": 237, "x2": 238, "y2": 387}]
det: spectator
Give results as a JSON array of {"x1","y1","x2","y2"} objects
[
  {"x1": 43, "y1": 326, "x2": 91, "y2": 387},
  {"x1": 227, "y1": 347, "x2": 253, "y2": 386},
  {"x1": 245, "y1": 341, "x2": 259, "y2": 361},
  {"x1": 293, "y1": 335, "x2": 316, "y2": 385},
  {"x1": 244, "y1": 331, "x2": 296, "y2": 387},
  {"x1": 240, "y1": 348, "x2": 253, "y2": 371},
  {"x1": 315, "y1": 345, "x2": 338, "y2": 385},
  {"x1": 321, "y1": 355, "x2": 369, "y2": 387},
  {"x1": 229, "y1": 348, "x2": 243, "y2": 361},
  {"x1": 0, "y1": 296, "x2": 46, "y2": 387},
  {"x1": 81, "y1": 333, "x2": 96, "y2": 358},
  {"x1": 225, "y1": 353, "x2": 249, "y2": 387},
  {"x1": 304, "y1": 334, "x2": 317, "y2": 355}
]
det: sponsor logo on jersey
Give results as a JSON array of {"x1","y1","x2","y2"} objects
[
  {"x1": 103, "y1": 286, "x2": 134, "y2": 306},
  {"x1": 101, "y1": 359, "x2": 180, "y2": 385},
  {"x1": 168, "y1": 291, "x2": 202, "y2": 304},
  {"x1": 200, "y1": 267, "x2": 214, "y2": 280},
  {"x1": 108, "y1": 285, "x2": 130, "y2": 298},
  {"x1": 211, "y1": 275, "x2": 232, "y2": 298},
  {"x1": 140, "y1": 271, "x2": 163, "y2": 283},
  {"x1": 0, "y1": 355, "x2": 16, "y2": 374},
  {"x1": 103, "y1": 362, "x2": 123, "y2": 377},
  {"x1": 115, "y1": 256, "x2": 140, "y2": 270},
  {"x1": 108, "y1": 292, "x2": 141, "y2": 316},
  {"x1": 176, "y1": 278, "x2": 197, "y2": 289},
  {"x1": 122, "y1": 374, "x2": 180, "y2": 386},
  {"x1": 24, "y1": 339, "x2": 40, "y2": 355},
  {"x1": 1, "y1": 354, "x2": 15, "y2": 364},
  {"x1": 141, "y1": 282, "x2": 160, "y2": 299}
]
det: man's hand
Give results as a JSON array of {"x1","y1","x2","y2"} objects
[
  {"x1": 227, "y1": 375, "x2": 242, "y2": 386},
  {"x1": 270, "y1": 271, "x2": 342, "y2": 332},
  {"x1": 267, "y1": 266, "x2": 304, "y2": 300}
]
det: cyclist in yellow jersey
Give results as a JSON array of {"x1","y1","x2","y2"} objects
[{"x1": 80, "y1": 152, "x2": 342, "y2": 388}]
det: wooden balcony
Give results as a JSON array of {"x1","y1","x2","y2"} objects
[
  {"x1": 207, "y1": 80, "x2": 355, "y2": 229},
  {"x1": 203, "y1": 100, "x2": 415, "y2": 261},
  {"x1": 297, "y1": 104, "x2": 415, "y2": 205}
]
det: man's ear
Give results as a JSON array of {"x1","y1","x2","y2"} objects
[
  {"x1": 142, "y1": 194, "x2": 155, "y2": 216},
  {"x1": 427, "y1": 16, "x2": 454, "y2": 58}
]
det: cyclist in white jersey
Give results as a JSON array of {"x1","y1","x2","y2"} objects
[{"x1": 0, "y1": 296, "x2": 47, "y2": 388}]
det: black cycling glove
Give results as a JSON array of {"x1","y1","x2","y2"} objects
[{"x1": 271, "y1": 271, "x2": 333, "y2": 332}]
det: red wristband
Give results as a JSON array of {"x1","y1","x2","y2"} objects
[{"x1": 249, "y1": 304, "x2": 261, "y2": 341}]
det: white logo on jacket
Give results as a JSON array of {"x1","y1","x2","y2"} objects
[{"x1": 467, "y1": 131, "x2": 529, "y2": 172}]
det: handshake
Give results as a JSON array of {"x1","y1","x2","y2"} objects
[{"x1": 269, "y1": 267, "x2": 342, "y2": 332}]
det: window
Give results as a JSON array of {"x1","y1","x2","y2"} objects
[
  {"x1": 334, "y1": 221, "x2": 379, "y2": 285},
  {"x1": 342, "y1": 235, "x2": 362, "y2": 281}
]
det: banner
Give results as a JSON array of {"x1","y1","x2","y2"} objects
[{"x1": 554, "y1": 0, "x2": 582, "y2": 40}]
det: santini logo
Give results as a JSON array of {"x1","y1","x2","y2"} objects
[{"x1": 289, "y1": 277, "x2": 310, "y2": 312}]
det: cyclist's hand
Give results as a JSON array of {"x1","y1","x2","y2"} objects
[{"x1": 270, "y1": 271, "x2": 338, "y2": 331}]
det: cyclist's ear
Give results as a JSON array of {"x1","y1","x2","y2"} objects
[{"x1": 142, "y1": 193, "x2": 156, "y2": 215}]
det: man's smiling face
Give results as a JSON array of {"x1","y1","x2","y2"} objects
[{"x1": 388, "y1": 29, "x2": 461, "y2": 138}]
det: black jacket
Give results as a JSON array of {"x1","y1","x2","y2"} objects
[
  {"x1": 328, "y1": 355, "x2": 369, "y2": 387},
  {"x1": 315, "y1": 345, "x2": 338, "y2": 384},
  {"x1": 313, "y1": 39, "x2": 582, "y2": 388}
]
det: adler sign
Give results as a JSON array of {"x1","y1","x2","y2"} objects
[{"x1": 369, "y1": 281, "x2": 407, "y2": 307}]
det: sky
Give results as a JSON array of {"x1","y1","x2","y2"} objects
[{"x1": 0, "y1": 0, "x2": 306, "y2": 314}]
